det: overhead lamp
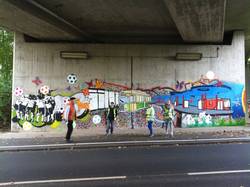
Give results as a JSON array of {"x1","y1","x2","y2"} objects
[
  {"x1": 175, "y1": 53, "x2": 202, "y2": 61},
  {"x1": 60, "y1": 51, "x2": 88, "y2": 59}
]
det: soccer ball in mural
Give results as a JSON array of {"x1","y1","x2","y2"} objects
[
  {"x1": 40, "y1": 85, "x2": 50, "y2": 95},
  {"x1": 92, "y1": 115, "x2": 101, "y2": 125},
  {"x1": 67, "y1": 74, "x2": 77, "y2": 84},
  {"x1": 23, "y1": 121, "x2": 32, "y2": 131},
  {"x1": 15, "y1": 87, "x2": 24, "y2": 96},
  {"x1": 63, "y1": 97, "x2": 70, "y2": 105}
]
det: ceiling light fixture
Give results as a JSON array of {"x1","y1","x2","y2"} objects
[
  {"x1": 175, "y1": 53, "x2": 202, "y2": 61},
  {"x1": 60, "y1": 51, "x2": 88, "y2": 59}
]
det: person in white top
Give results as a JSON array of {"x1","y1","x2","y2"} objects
[{"x1": 166, "y1": 102, "x2": 176, "y2": 137}]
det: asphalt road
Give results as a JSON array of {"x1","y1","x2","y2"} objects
[{"x1": 0, "y1": 143, "x2": 250, "y2": 186}]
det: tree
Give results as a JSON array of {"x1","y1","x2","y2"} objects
[{"x1": 0, "y1": 28, "x2": 13, "y2": 129}]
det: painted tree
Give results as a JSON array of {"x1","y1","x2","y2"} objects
[{"x1": 0, "y1": 28, "x2": 13, "y2": 128}]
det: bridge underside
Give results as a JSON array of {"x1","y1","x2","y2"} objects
[{"x1": 0, "y1": 0, "x2": 248, "y2": 131}]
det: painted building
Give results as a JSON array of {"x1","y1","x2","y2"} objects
[
  {"x1": 120, "y1": 90, "x2": 151, "y2": 112},
  {"x1": 152, "y1": 80, "x2": 246, "y2": 127}
]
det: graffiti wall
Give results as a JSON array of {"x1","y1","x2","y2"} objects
[
  {"x1": 152, "y1": 78, "x2": 246, "y2": 127},
  {"x1": 12, "y1": 72, "x2": 246, "y2": 131}
]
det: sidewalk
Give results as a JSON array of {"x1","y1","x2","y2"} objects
[
  {"x1": 0, "y1": 126, "x2": 250, "y2": 151},
  {"x1": 2, "y1": 126, "x2": 250, "y2": 139}
]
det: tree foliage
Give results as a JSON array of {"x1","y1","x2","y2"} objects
[{"x1": 0, "y1": 28, "x2": 13, "y2": 129}]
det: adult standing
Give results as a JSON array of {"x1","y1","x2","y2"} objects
[
  {"x1": 64, "y1": 97, "x2": 78, "y2": 142},
  {"x1": 146, "y1": 103, "x2": 155, "y2": 137},
  {"x1": 166, "y1": 102, "x2": 175, "y2": 137},
  {"x1": 162, "y1": 102, "x2": 170, "y2": 133},
  {"x1": 106, "y1": 102, "x2": 117, "y2": 135}
]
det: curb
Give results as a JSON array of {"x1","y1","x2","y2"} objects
[{"x1": 0, "y1": 137, "x2": 250, "y2": 152}]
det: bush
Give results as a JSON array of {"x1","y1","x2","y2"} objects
[{"x1": 0, "y1": 28, "x2": 13, "y2": 129}]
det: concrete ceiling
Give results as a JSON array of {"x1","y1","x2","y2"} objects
[{"x1": 0, "y1": 0, "x2": 250, "y2": 55}]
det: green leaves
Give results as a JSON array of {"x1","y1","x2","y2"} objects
[{"x1": 0, "y1": 28, "x2": 13, "y2": 129}]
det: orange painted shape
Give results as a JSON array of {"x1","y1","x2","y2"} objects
[
  {"x1": 77, "y1": 100, "x2": 90, "y2": 110},
  {"x1": 82, "y1": 88, "x2": 89, "y2": 96},
  {"x1": 205, "y1": 99, "x2": 217, "y2": 110},
  {"x1": 95, "y1": 80, "x2": 103, "y2": 89},
  {"x1": 157, "y1": 112, "x2": 163, "y2": 120}
]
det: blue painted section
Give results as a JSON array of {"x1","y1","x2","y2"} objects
[{"x1": 152, "y1": 81, "x2": 245, "y2": 119}]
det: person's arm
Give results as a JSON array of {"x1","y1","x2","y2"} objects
[
  {"x1": 74, "y1": 103, "x2": 78, "y2": 112},
  {"x1": 150, "y1": 107, "x2": 155, "y2": 121},
  {"x1": 115, "y1": 108, "x2": 118, "y2": 118},
  {"x1": 116, "y1": 108, "x2": 119, "y2": 120},
  {"x1": 152, "y1": 107, "x2": 155, "y2": 117},
  {"x1": 169, "y1": 108, "x2": 174, "y2": 120}
]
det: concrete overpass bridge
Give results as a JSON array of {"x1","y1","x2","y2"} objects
[
  {"x1": 1, "y1": 0, "x2": 250, "y2": 46},
  {"x1": 0, "y1": 0, "x2": 249, "y2": 131}
]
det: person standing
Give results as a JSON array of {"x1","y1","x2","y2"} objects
[
  {"x1": 106, "y1": 102, "x2": 117, "y2": 135},
  {"x1": 166, "y1": 102, "x2": 175, "y2": 137},
  {"x1": 162, "y1": 102, "x2": 170, "y2": 133},
  {"x1": 64, "y1": 97, "x2": 78, "y2": 142},
  {"x1": 146, "y1": 103, "x2": 155, "y2": 137}
]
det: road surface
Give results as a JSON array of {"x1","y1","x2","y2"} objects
[{"x1": 0, "y1": 143, "x2": 250, "y2": 186}]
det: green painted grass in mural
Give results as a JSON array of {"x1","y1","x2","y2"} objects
[
  {"x1": 187, "y1": 118, "x2": 246, "y2": 128},
  {"x1": 11, "y1": 109, "x2": 48, "y2": 127}
]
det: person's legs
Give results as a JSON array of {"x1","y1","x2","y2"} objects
[
  {"x1": 165, "y1": 119, "x2": 169, "y2": 134},
  {"x1": 147, "y1": 120, "x2": 153, "y2": 136},
  {"x1": 110, "y1": 120, "x2": 114, "y2": 134},
  {"x1": 66, "y1": 120, "x2": 73, "y2": 140},
  {"x1": 170, "y1": 120, "x2": 174, "y2": 137},
  {"x1": 166, "y1": 120, "x2": 170, "y2": 135}
]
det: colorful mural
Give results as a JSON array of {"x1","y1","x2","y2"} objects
[
  {"x1": 152, "y1": 80, "x2": 246, "y2": 127},
  {"x1": 12, "y1": 74, "x2": 246, "y2": 130}
]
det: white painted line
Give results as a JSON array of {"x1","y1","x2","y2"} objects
[
  {"x1": 0, "y1": 176, "x2": 127, "y2": 186},
  {"x1": 0, "y1": 137, "x2": 250, "y2": 150},
  {"x1": 188, "y1": 169, "x2": 250, "y2": 176}
]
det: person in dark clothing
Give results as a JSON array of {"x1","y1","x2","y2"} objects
[
  {"x1": 64, "y1": 97, "x2": 78, "y2": 142},
  {"x1": 106, "y1": 102, "x2": 117, "y2": 135}
]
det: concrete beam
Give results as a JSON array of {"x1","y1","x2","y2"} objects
[
  {"x1": 165, "y1": 0, "x2": 226, "y2": 43},
  {"x1": 5, "y1": 0, "x2": 97, "y2": 42},
  {"x1": 0, "y1": 0, "x2": 72, "y2": 41}
]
